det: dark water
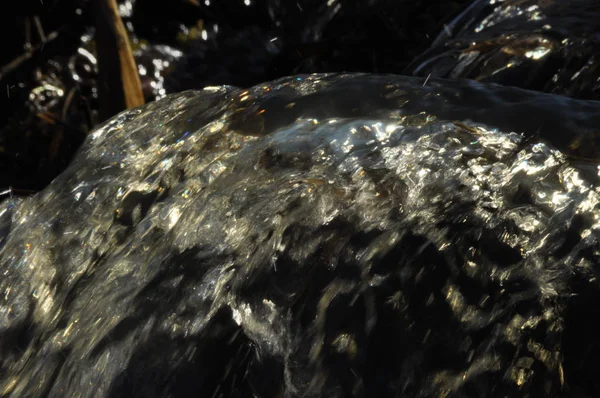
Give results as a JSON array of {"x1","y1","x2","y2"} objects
[
  {"x1": 1, "y1": 74, "x2": 600, "y2": 397},
  {"x1": 154, "y1": 0, "x2": 471, "y2": 91}
]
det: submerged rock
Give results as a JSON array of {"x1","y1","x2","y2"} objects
[{"x1": 1, "y1": 74, "x2": 600, "y2": 397}]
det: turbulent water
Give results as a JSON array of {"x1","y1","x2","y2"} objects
[
  {"x1": 408, "y1": 0, "x2": 600, "y2": 100},
  {"x1": 1, "y1": 73, "x2": 600, "y2": 397}
]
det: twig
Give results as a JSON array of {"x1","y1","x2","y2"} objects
[
  {"x1": 24, "y1": 17, "x2": 32, "y2": 50},
  {"x1": 33, "y1": 15, "x2": 46, "y2": 43},
  {"x1": 47, "y1": 87, "x2": 79, "y2": 160},
  {"x1": 0, "y1": 31, "x2": 59, "y2": 80},
  {"x1": 92, "y1": 0, "x2": 145, "y2": 122}
]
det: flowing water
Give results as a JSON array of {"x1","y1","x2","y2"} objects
[{"x1": 1, "y1": 73, "x2": 600, "y2": 396}]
